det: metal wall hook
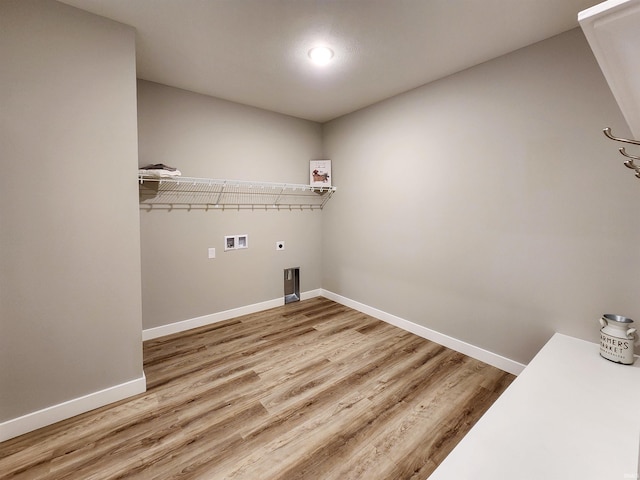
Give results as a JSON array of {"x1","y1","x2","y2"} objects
[
  {"x1": 618, "y1": 147, "x2": 640, "y2": 160},
  {"x1": 616, "y1": 148, "x2": 640, "y2": 172},
  {"x1": 603, "y1": 127, "x2": 640, "y2": 146}
]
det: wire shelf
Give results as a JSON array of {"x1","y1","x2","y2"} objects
[{"x1": 138, "y1": 175, "x2": 336, "y2": 210}]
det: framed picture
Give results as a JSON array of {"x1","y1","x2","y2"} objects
[{"x1": 310, "y1": 160, "x2": 331, "y2": 187}]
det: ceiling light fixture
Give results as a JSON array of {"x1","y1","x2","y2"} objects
[{"x1": 308, "y1": 46, "x2": 334, "y2": 66}]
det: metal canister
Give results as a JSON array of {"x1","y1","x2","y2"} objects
[{"x1": 599, "y1": 314, "x2": 637, "y2": 365}]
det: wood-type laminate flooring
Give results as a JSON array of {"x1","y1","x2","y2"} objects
[{"x1": 0, "y1": 297, "x2": 514, "y2": 479}]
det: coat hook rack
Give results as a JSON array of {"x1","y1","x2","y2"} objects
[{"x1": 603, "y1": 127, "x2": 640, "y2": 179}]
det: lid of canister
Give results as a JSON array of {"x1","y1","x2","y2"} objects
[{"x1": 603, "y1": 314, "x2": 634, "y2": 324}]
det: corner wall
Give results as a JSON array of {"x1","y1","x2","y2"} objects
[
  {"x1": 137, "y1": 81, "x2": 324, "y2": 330},
  {"x1": 0, "y1": 0, "x2": 143, "y2": 437},
  {"x1": 322, "y1": 28, "x2": 640, "y2": 365}
]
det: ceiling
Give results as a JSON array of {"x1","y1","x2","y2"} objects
[{"x1": 59, "y1": 0, "x2": 601, "y2": 123}]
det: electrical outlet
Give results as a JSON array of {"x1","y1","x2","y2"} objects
[
  {"x1": 208, "y1": 247, "x2": 216, "y2": 259},
  {"x1": 276, "y1": 241, "x2": 285, "y2": 251}
]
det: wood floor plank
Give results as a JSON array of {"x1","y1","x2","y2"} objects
[{"x1": 0, "y1": 297, "x2": 514, "y2": 479}]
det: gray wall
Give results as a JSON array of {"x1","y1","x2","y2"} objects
[
  {"x1": 137, "y1": 81, "x2": 324, "y2": 330},
  {"x1": 322, "y1": 29, "x2": 640, "y2": 364},
  {"x1": 0, "y1": 0, "x2": 143, "y2": 421},
  {"x1": 2, "y1": 2, "x2": 636, "y2": 431}
]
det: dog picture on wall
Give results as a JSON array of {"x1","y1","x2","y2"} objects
[{"x1": 310, "y1": 159, "x2": 331, "y2": 186}]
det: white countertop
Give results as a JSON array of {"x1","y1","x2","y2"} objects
[{"x1": 428, "y1": 333, "x2": 640, "y2": 480}]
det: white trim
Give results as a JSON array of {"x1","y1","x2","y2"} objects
[
  {"x1": 301, "y1": 288, "x2": 323, "y2": 301},
  {"x1": 142, "y1": 289, "x2": 323, "y2": 341},
  {"x1": 1, "y1": 289, "x2": 520, "y2": 443},
  {"x1": 320, "y1": 289, "x2": 525, "y2": 376},
  {"x1": 142, "y1": 288, "x2": 523, "y2": 373},
  {"x1": 0, "y1": 374, "x2": 146, "y2": 443}
]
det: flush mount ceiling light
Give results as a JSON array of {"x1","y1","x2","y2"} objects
[{"x1": 308, "y1": 46, "x2": 334, "y2": 66}]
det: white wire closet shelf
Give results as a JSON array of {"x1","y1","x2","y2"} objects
[{"x1": 138, "y1": 174, "x2": 336, "y2": 210}]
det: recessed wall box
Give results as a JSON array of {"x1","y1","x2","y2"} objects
[
  {"x1": 237, "y1": 235, "x2": 248, "y2": 249},
  {"x1": 284, "y1": 267, "x2": 300, "y2": 304},
  {"x1": 225, "y1": 234, "x2": 248, "y2": 251}
]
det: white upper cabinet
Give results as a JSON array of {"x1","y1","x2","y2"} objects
[{"x1": 579, "y1": 0, "x2": 640, "y2": 139}]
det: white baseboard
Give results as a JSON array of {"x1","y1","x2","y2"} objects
[
  {"x1": 0, "y1": 374, "x2": 146, "y2": 443},
  {"x1": 2, "y1": 289, "x2": 521, "y2": 443},
  {"x1": 143, "y1": 288, "x2": 524, "y2": 374},
  {"x1": 321, "y1": 289, "x2": 525, "y2": 376},
  {"x1": 142, "y1": 289, "x2": 323, "y2": 341}
]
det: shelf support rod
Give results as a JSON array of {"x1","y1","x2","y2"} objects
[
  {"x1": 272, "y1": 184, "x2": 287, "y2": 206},
  {"x1": 213, "y1": 180, "x2": 227, "y2": 206}
]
